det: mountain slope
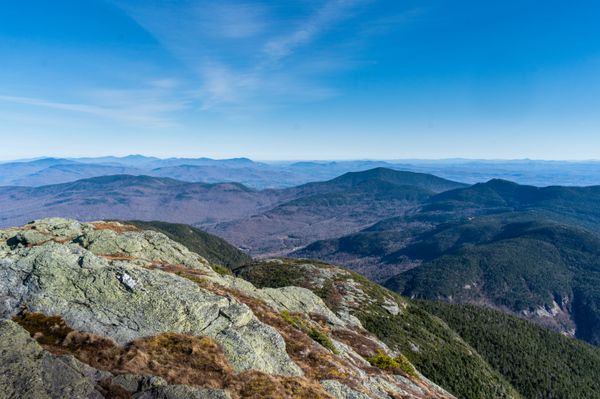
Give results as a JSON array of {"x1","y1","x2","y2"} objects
[
  {"x1": 426, "y1": 179, "x2": 600, "y2": 232},
  {"x1": 308, "y1": 167, "x2": 467, "y2": 193},
  {"x1": 208, "y1": 168, "x2": 466, "y2": 256},
  {"x1": 421, "y1": 301, "x2": 600, "y2": 399},
  {"x1": 235, "y1": 259, "x2": 521, "y2": 399},
  {"x1": 384, "y1": 213, "x2": 600, "y2": 344},
  {"x1": 292, "y1": 220, "x2": 430, "y2": 282},
  {"x1": 0, "y1": 175, "x2": 281, "y2": 228},
  {"x1": 0, "y1": 218, "x2": 455, "y2": 399},
  {"x1": 126, "y1": 220, "x2": 252, "y2": 268}
]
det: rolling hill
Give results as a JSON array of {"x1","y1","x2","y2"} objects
[
  {"x1": 0, "y1": 168, "x2": 464, "y2": 258},
  {"x1": 293, "y1": 167, "x2": 467, "y2": 195},
  {"x1": 384, "y1": 213, "x2": 600, "y2": 345},
  {"x1": 208, "y1": 168, "x2": 465, "y2": 256},
  {"x1": 1, "y1": 156, "x2": 460, "y2": 189},
  {"x1": 0, "y1": 157, "x2": 78, "y2": 185},
  {"x1": 425, "y1": 179, "x2": 600, "y2": 232},
  {"x1": 0, "y1": 175, "x2": 281, "y2": 228},
  {"x1": 294, "y1": 179, "x2": 600, "y2": 348},
  {"x1": 295, "y1": 178, "x2": 600, "y2": 269},
  {"x1": 9, "y1": 163, "x2": 143, "y2": 186}
]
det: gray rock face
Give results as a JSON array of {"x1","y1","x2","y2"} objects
[
  {"x1": 214, "y1": 275, "x2": 352, "y2": 328},
  {"x1": 0, "y1": 319, "x2": 232, "y2": 399},
  {"x1": 134, "y1": 385, "x2": 232, "y2": 399},
  {"x1": 321, "y1": 380, "x2": 371, "y2": 399},
  {"x1": 0, "y1": 319, "x2": 105, "y2": 399},
  {"x1": 0, "y1": 220, "x2": 301, "y2": 377},
  {"x1": 0, "y1": 219, "x2": 456, "y2": 399},
  {"x1": 77, "y1": 228, "x2": 210, "y2": 270}
]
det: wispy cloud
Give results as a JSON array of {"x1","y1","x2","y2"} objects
[
  {"x1": 263, "y1": 0, "x2": 366, "y2": 62},
  {"x1": 206, "y1": 2, "x2": 267, "y2": 39},
  {"x1": 115, "y1": 0, "x2": 369, "y2": 111},
  {"x1": 197, "y1": 62, "x2": 259, "y2": 109},
  {"x1": 2, "y1": 0, "x2": 389, "y2": 125},
  {"x1": 0, "y1": 84, "x2": 188, "y2": 127}
]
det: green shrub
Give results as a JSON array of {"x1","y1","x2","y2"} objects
[
  {"x1": 367, "y1": 350, "x2": 400, "y2": 370},
  {"x1": 211, "y1": 264, "x2": 233, "y2": 276},
  {"x1": 280, "y1": 310, "x2": 338, "y2": 354},
  {"x1": 396, "y1": 353, "x2": 419, "y2": 378},
  {"x1": 308, "y1": 328, "x2": 338, "y2": 354},
  {"x1": 280, "y1": 310, "x2": 307, "y2": 329},
  {"x1": 367, "y1": 350, "x2": 419, "y2": 378}
]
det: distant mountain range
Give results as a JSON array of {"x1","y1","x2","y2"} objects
[
  {"x1": 209, "y1": 168, "x2": 466, "y2": 256},
  {"x1": 3, "y1": 155, "x2": 600, "y2": 188},
  {"x1": 0, "y1": 175, "x2": 280, "y2": 228},
  {"x1": 0, "y1": 168, "x2": 465, "y2": 255},
  {"x1": 2, "y1": 164, "x2": 600, "y2": 349}
]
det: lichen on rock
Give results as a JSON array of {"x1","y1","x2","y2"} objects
[
  {"x1": 0, "y1": 219, "x2": 456, "y2": 399},
  {"x1": 0, "y1": 219, "x2": 302, "y2": 377}
]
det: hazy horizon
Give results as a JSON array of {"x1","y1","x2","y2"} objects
[{"x1": 3, "y1": 154, "x2": 600, "y2": 163}]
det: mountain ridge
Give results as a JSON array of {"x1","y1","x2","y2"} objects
[
  {"x1": 208, "y1": 168, "x2": 465, "y2": 256},
  {"x1": 5, "y1": 156, "x2": 600, "y2": 187},
  {"x1": 234, "y1": 257, "x2": 600, "y2": 399},
  {"x1": 0, "y1": 218, "x2": 456, "y2": 399}
]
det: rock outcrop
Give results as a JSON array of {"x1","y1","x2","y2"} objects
[
  {"x1": 0, "y1": 219, "x2": 455, "y2": 399},
  {"x1": 0, "y1": 319, "x2": 230, "y2": 399},
  {"x1": 236, "y1": 259, "x2": 523, "y2": 399}
]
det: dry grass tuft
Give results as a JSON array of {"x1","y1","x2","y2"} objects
[
  {"x1": 101, "y1": 254, "x2": 137, "y2": 261},
  {"x1": 15, "y1": 312, "x2": 232, "y2": 389},
  {"x1": 13, "y1": 312, "x2": 336, "y2": 398},
  {"x1": 189, "y1": 281, "x2": 361, "y2": 385},
  {"x1": 92, "y1": 222, "x2": 140, "y2": 233},
  {"x1": 231, "y1": 371, "x2": 333, "y2": 399},
  {"x1": 123, "y1": 333, "x2": 233, "y2": 388},
  {"x1": 331, "y1": 328, "x2": 381, "y2": 359},
  {"x1": 14, "y1": 311, "x2": 74, "y2": 346}
]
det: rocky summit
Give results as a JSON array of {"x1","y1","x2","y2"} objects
[{"x1": 0, "y1": 218, "x2": 454, "y2": 399}]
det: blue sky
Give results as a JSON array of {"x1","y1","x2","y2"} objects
[{"x1": 1, "y1": 0, "x2": 599, "y2": 160}]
